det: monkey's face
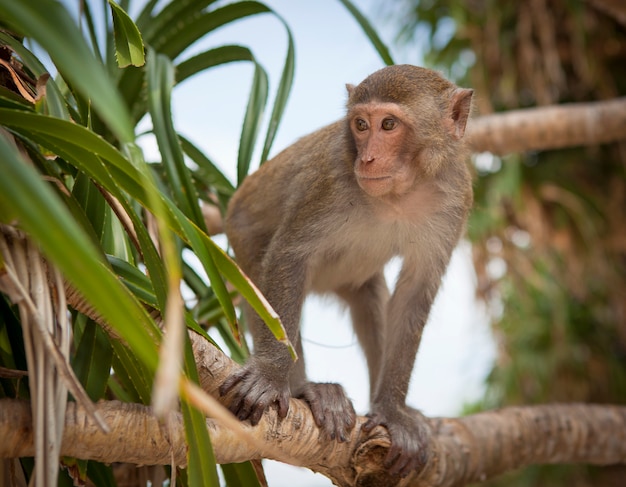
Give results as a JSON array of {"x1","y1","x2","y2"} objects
[{"x1": 349, "y1": 102, "x2": 419, "y2": 199}]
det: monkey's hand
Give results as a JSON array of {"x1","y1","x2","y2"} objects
[
  {"x1": 362, "y1": 405, "x2": 431, "y2": 477},
  {"x1": 219, "y1": 359, "x2": 290, "y2": 426},
  {"x1": 294, "y1": 382, "x2": 356, "y2": 442}
]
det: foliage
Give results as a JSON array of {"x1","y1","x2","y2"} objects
[
  {"x1": 393, "y1": 0, "x2": 626, "y2": 485},
  {"x1": 0, "y1": 0, "x2": 296, "y2": 484}
]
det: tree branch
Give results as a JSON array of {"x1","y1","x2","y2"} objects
[
  {"x1": 587, "y1": 0, "x2": 626, "y2": 27},
  {"x1": 38, "y1": 221, "x2": 626, "y2": 485},
  {"x1": 466, "y1": 97, "x2": 626, "y2": 155},
  {"x1": 2, "y1": 332, "x2": 624, "y2": 487}
]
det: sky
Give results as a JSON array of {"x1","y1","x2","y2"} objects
[{"x1": 138, "y1": 1, "x2": 497, "y2": 485}]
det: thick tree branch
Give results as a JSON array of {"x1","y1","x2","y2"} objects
[
  {"x1": 2, "y1": 331, "x2": 624, "y2": 487},
  {"x1": 466, "y1": 97, "x2": 626, "y2": 156},
  {"x1": 33, "y1": 225, "x2": 626, "y2": 485},
  {"x1": 0, "y1": 397, "x2": 624, "y2": 487},
  {"x1": 587, "y1": 0, "x2": 626, "y2": 27}
]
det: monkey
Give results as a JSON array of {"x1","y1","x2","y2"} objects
[{"x1": 220, "y1": 64, "x2": 473, "y2": 477}]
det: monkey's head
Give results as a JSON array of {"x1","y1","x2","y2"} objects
[{"x1": 345, "y1": 65, "x2": 473, "y2": 199}]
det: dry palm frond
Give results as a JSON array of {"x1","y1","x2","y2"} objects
[
  {"x1": 0, "y1": 226, "x2": 70, "y2": 486},
  {"x1": 0, "y1": 225, "x2": 108, "y2": 486}
]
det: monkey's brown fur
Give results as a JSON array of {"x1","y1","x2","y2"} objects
[{"x1": 222, "y1": 65, "x2": 473, "y2": 477}]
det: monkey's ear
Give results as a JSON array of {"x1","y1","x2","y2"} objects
[
  {"x1": 446, "y1": 88, "x2": 473, "y2": 139},
  {"x1": 345, "y1": 83, "x2": 356, "y2": 96}
]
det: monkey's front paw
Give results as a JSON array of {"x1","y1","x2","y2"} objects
[
  {"x1": 295, "y1": 382, "x2": 356, "y2": 442},
  {"x1": 362, "y1": 406, "x2": 431, "y2": 477},
  {"x1": 219, "y1": 363, "x2": 290, "y2": 426}
]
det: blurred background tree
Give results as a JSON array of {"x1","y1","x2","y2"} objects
[{"x1": 391, "y1": 0, "x2": 626, "y2": 485}]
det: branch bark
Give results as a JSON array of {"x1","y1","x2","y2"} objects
[
  {"x1": 466, "y1": 97, "x2": 626, "y2": 156},
  {"x1": 2, "y1": 332, "x2": 624, "y2": 487},
  {"x1": 587, "y1": 0, "x2": 626, "y2": 27}
]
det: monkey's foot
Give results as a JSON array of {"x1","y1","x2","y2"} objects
[
  {"x1": 362, "y1": 406, "x2": 431, "y2": 477},
  {"x1": 295, "y1": 382, "x2": 356, "y2": 442},
  {"x1": 219, "y1": 362, "x2": 290, "y2": 426}
]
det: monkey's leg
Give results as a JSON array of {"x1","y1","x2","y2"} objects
[
  {"x1": 336, "y1": 272, "x2": 389, "y2": 397},
  {"x1": 363, "y1": 265, "x2": 443, "y2": 477}
]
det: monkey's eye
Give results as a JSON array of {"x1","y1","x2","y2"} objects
[
  {"x1": 355, "y1": 119, "x2": 368, "y2": 131},
  {"x1": 381, "y1": 118, "x2": 397, "y2": 130}
]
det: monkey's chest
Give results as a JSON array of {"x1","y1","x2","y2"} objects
[{"x1": 307, "y1": 220, "x2": 414, "y2": 293}]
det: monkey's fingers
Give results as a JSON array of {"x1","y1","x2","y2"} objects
[
  {"x1": 220, "y1": 367, "x2": 291, "y2": 426},
  {"x1": 219, "y1": 369, "x2": 247, "y2": 397},
  {"x1": 361, "y1": 411, "x2": 384, "y2": 433},
  {"x1": 384, "y1": 420, "x2": 429, "y2": 477},
  {"x1": 296, "y1": 382, "x2": 356, "y2": 442},
  {"x1": 362, "y1": 412, "x2": 428, "y2": 476},
  {"x1": 277, "y1": 393, "x2": 289, "y2": 420},
  {"x1": 241, "y1": 387, "x2": 290, "y2": 425},
  {"x1": 330, "y1": 412, "x2": 357, "y2": 442},
  {"x1": 219, "y1": 369, "x2": 260, "y2": 421},
  {"x1": 246, "y1": 392, "x2": 274, "y2": 425},
  {"x1": 385, "y1": 439, "x2": 419, "y2": 478},
  {"x1": 386, "y1": 443, "x2": 426, "y2": 477}
]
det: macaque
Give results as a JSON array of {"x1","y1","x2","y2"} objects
[{"x1": 221, "y1": 64, "x2": 473, "y2": 476}]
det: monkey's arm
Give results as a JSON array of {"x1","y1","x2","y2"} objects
[{"x1": 219, "y1": 241, "x2": 307, "y2": 424}]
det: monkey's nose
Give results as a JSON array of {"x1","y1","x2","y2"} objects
[{"x1": 362, "y1": 155, "x2": 375, "y2": 164}]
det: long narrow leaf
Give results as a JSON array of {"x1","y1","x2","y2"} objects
[
  {"x1": 79, "y1": 0, "x2": 104, "y2": 64},
  {"x1": 0, "y1": 109, "x2": 141, "y2": 185},
  {"x1": 221, "y1": 462, "x2": 263, "y2": 487},
  {"x1": 202, "y1": 233, "x2": 294, "y2": 356},
  {"x1": 134, "y1": 0, "x2": 161, "y2": 32},
  {"x1": 237, "y1": 62, "x2": 268, "y2": 185},
  {"x1": 72, "y1": 317, "x2": 114, "y2": 402},
  {"x1": 337, "y1": 0, "x2": 395, "y2": 66},
  {"x1": 146, "y1": 49, "x2": 205, "y2": 228},
  {"x1": 144, "y1": 50, "x2": 241, "y2": 335},
  {"x1": 175, "y1": 45, "x2": 254, "y2": 84},
  {"x1": 111, "y1": 341, "x2": 153, "y2": 404},
  {"x1": 259, "y1": 15, "x2": 295, "y2": 163},
  {"x1": 180, "y1": 135, "x2": 235, "y2": 196},
  {"x1": 154, "y1": 1, "x2": 271, "y2": 60},
  {"x1": 182, "y1": 335, "x2": 219, "y2": 487},
  {"x1": 140, "y1": 0, "x2": 218, "y2": 44},
  {"x1": 177, "y1": 214, "x2": 239, "y2": 337}
]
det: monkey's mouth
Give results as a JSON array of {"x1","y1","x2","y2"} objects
[
  {"x1": 356, "y1": 175, "x2": 394, "y2": 197},
  {"x1": 356, "y1": 175, "x2": 391, "y2": 181}
]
